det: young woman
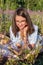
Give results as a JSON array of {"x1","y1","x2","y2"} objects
[
  {"x1": 10, "y1": 7, "x2": 40, "y2": 53},
  {"x1": 0, "y1": 7, "x2": 42, "y2": 57}
]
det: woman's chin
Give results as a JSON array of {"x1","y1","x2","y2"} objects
[
  {"x1": 20, "y1": 27, "x2": 24, "y2": 30},
  {"x1": 19, "y1": 25, "x2": 28, "y2": 30}
]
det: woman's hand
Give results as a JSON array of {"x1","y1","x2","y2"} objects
[
  {"x1": 20, "y1": 26, "x2": 28, "y2": 43},
  {"x1": 16, "y1": 43, "x2": 22, "y2": 49},
  {"x1": 23, "y1": 26, "x2": 28, "y2": 44},
  {"x1": 24, "y1": 25, "x2": 28, "y2": 36},
  {"x1": 20, "y1": 25, "x2": 29, "y2": 49},
  {"x1": 28, "y1": 44, "x2": 35, "y2": 49}
]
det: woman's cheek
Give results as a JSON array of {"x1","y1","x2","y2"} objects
[{"x1": 16, "y1": 23, "x2": 19, "y2": 27}]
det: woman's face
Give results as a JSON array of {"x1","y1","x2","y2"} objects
[{"x1": 15, "y1": 15, "x2": 28, "y2": 30}]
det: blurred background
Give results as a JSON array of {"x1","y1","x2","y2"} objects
[{"x1": 0, "y1": 0, "x2": 43, "y2": 36}]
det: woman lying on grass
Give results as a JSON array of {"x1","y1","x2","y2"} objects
[
  {"x1": 0, "y1": 7, "x2": 42, "y2": 57},
  {"x1": 9, "y1": 7, "x2": 42, "y2": 55}
]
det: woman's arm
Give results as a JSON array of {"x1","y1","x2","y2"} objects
[
  {"x1": 28, "y1": 25, "x2": 38, "y2": 49},
  {"x1": 8, "y1": 45, "x2": 23, "y2": 56}
]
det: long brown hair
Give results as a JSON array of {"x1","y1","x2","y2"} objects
[{"x1": 12, "y1": 7, "x2": 34, "y2": 37}]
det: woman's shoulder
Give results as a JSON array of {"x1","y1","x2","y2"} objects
[
  {"x1": 9, "y1": 25, "x2": 12, "y2": 31},
  {"x1": 9, "y1": 26, "x2": 15, "y2": 38},
  {"x1": 29, "y1": 24, "x2": 38, "y2": 36},
  {"x1": 33, "y1": 24, "x2": 38, "y2": 31},
  {"x1": 9, "y1": 25, "x2": 20, "y2": 38}
]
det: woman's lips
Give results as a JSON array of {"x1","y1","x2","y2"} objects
[{"x1": 19, "y1": 24, "x2": 28, "y2": 30}]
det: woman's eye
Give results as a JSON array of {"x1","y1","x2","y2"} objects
[{"x1": 16, "y1": 21, "x2": 19, "y2": 22}]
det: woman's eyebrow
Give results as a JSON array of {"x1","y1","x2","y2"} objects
[
  {"x1": 21, "y1": 20, "x2": 26, "y2": 22},
  {"x1": 16, "y1": 19, "x2": 26, "y2": 22}
]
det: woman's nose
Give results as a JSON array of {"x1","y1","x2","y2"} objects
[{"x1": 19, "y1": 23, "x2": 22, "y2": 26}]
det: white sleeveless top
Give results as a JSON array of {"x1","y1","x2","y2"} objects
[{"x1": 9, "y1": 25, "x2": 39, "y2": 48}]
